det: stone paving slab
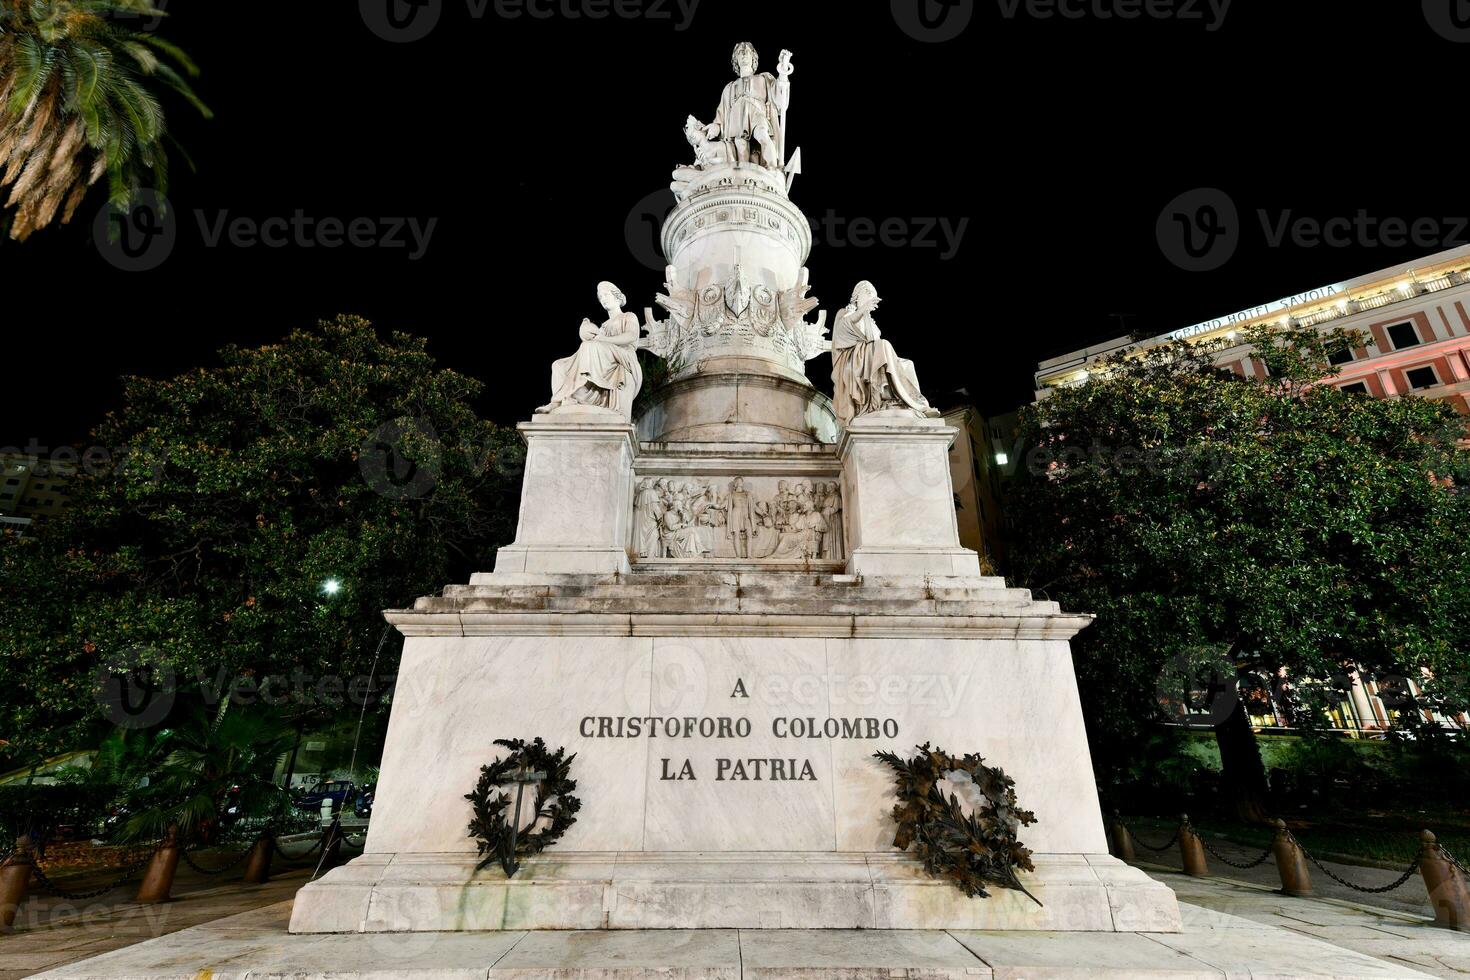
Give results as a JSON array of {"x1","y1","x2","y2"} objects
[
  {"x1": 21, "y1": 899, "x2": 1445, "y2": 980},
  {"x1": 1146, "y1": 868, "x2": 1470, "y2": 979}
]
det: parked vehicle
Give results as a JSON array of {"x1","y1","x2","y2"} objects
[
  {"x1": 354, "y1": 783, "x2": 375, "y2": 820},
  {"x1": 292, "y1": 780, "x2": 356, "y2": 812}
]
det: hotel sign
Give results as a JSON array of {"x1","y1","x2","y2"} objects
[{"x1": 1168, "y1": 282, "x2": 1348, "y2": 341}]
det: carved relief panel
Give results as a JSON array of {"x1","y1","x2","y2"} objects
[{"x1": 632, "y1": 475, "x2": 844, "y2": 562}]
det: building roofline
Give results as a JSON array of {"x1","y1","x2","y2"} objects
[{"x1": 1035, "y1": 244, "x2": 1470, "y2": 385}]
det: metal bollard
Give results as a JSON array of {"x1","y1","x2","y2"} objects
[
  {"x1": 320, "y1": 816, "x2": 343, "y2": 871},
  {"x1": 1110, "y1": 813, "x2": 1136, "y2": 863},
  {"x1": 1272, "y1": 820, "x2": 1314, "y2": 897},
  {"x1": 1179, "y1": 814, "x2": 1210, "y2": 876},
  {"x1": 1420, "y1": 831, "x2": 1470, "y2": 933},
  {"x1": 0, "y1": 836, "x2": 33, "y2": 931},
  {"x1": 135, "y1": 825, "x2": 181, "y2": 904},
  {"x1": 242, "y1": 833, "x2": 274, "y2": 885}
]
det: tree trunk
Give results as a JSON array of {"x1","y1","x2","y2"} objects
[{"x1": 1214, "y1": 697, "x2": 1272, "y2": 824}]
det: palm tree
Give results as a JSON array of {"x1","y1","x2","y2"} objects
[
  {"x1": 0, "y1": 0, "x2": 211, "y2": 240},
  {"x1": 122, "y1": 707, "x2": 295, "y2": 846}
]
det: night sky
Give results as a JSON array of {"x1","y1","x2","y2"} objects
[{"x1": 6, "y1": 0, "x2": 1466, "y2": 450}]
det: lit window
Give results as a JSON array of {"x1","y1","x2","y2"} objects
[
  {"x1": 1386, "y1": 322, "x2": 1421, "y2": 350},
  {"x1": 1405, "y1": 366, "x2": 1439, "y2": 390}
]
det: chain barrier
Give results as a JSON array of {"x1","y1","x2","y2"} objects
[
  {"x1": 1288, "y1": 831, "x2": 1421, "y2": 894},
  {"x1": 274, "y1": 835, "x2": 324, "y2": 862},
  {"x1": 30, "y1": 848, "x2": 155, "y2": 901},
  {"x1": 180, "y1": 841, "x2": 255, "y2": 876},
  {"x1": 1117, "y1": 816, "x2": 1179, "y2": 852},
  {"x1": 1198, "y1": 834, "x2": 1275, "y2": 870},
  {"x1": 1442, "y1": 843, "x2": 1470, "y2": 878}
]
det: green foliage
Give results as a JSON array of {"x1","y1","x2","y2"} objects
[
  {"x1": 1007, "y1": 326, "x2": 1470, "y2": 793},
  {"x1": 0, "y1": 0, "x2": 211, "y2": 238},
  {"x1": 0, "y1": 781, "x2": 113, "y2": 843},
  {"x1": 874, "y1": 743, "x2": 1038, "y2": 902},
  {"x1": 120, "y1": 706, "x2": 293, "y2": 843},
  {"x1": 0, "y1": 317, "x2": 523, "y2": 766}
]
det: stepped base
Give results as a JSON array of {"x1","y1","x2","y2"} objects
[
  {"x1": 288, "y1": 852, "x2": 1181, "y2": 934},
  {"x1": 35, "y1": 896, "x2": 1444, "y2": 980}
]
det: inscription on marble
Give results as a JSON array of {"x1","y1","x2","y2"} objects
[{"x1": 581, "y1": 678, "x2": 899, "y2": 784}]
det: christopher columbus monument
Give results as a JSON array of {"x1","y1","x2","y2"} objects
[{"x1": 289, "y1": 42, "x2": 1180, "y2": 935}]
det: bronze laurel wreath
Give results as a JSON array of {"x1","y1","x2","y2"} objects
[
  {"x1": 466, "y1": 737, "x2": 580, "y2": 877},
  {"x1": 875, "y1": 742, "x2": 1041, "y2": 904}
]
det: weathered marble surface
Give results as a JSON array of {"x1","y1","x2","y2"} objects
[
  {"x1": 354, "y1": 623, "x2": 1103, "y2": 858},
  {"x1": 34, "y1": 898, "x2": 1444, "y2": 980},
  {"x1": 290, "y1": 852, "x2": 1178, "y2": 934},
  {"x1": 492, "y1": 415, "x2": 638, "y2": 576},
  {"x1": 837, "y1": 414, "x2": 984, "y2": 578}
]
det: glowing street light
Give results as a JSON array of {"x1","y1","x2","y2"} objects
[{"x1": 321, "y1": 578, "x2": 343, "y2": 597}]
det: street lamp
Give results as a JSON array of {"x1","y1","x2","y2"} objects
[{"x1": 321, "y1": 578, "x2": 343, "y2": 597}]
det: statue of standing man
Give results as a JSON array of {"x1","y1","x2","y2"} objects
[{"x1": 706, "y1": 42, "x2": 791, "y2": 172}]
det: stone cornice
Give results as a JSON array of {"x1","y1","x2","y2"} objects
[{"x1": 384, "y1": 609, "x2": 1095, "y2": 640}]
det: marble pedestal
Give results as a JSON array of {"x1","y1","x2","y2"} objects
[
  {"x1": 289, "y1": 570, "x2": 1180, "y2": 934},
  {"x1": 492, "y1": 413, "x2": 638, "y2": 576},
  {"x1": 838, "y1": 413, "x2": 983, "y2": 578}
]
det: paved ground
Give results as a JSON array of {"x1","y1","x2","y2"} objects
[
  {"x1": 1150, "y1": 867, "x2": 1470, "y2": 978},
  {"x1": 0, "y1": 844, "x2": 335, "y2": 980},
  {"x1": 4, "y1": 842, "x2": 1468, "y2": 979},
  {"x1": 17, "y1": 895, "x2": 1460, "y2": 980}
]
